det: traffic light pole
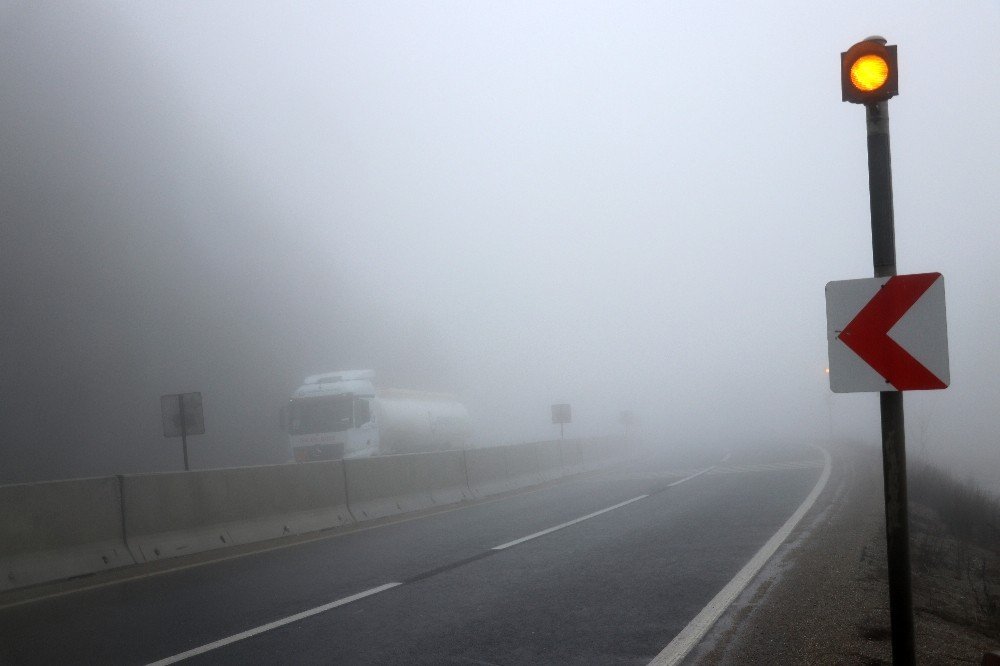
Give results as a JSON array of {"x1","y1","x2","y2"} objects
[{"x1": 866, "y1": 99, "x2": 915, "y2": 665}]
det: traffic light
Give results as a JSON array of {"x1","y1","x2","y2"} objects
[{"x1": 841, "y1": 38, "x2": 898, "y2": 104}]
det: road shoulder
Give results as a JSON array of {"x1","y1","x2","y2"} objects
[{"x1": 693, "y1": 441, "x2": 999, "y2": 664}]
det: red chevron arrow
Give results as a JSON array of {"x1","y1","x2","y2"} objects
[{"x1": 837, "y1": 273, "x2": 947, "y2": 390}]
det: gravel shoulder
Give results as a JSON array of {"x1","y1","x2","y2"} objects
[{"x1": 690, "y1": 441, "x2": 1000, "y2": 665}]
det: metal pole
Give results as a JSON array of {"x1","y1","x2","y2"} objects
[
  {"x1": 180, "y1": 395, "x2": 190, "y2": 472},
  {"x1": 866, "y1": 99, "x2": 915, "y2": 665}
]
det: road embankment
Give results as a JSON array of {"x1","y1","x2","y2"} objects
[{"x1": 694, "y1": 441, "x2": 1000, "y2": 664}]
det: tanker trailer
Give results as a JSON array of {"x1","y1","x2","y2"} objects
[{"x1": 283, "y1": 370, "x2": 471, "y2": 462}]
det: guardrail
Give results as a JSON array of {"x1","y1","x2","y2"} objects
[{"x1": 0, "y1": 437, "x2": 626, "y2": 592}]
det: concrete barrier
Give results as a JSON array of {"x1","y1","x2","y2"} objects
[
  {"x1": 411, "y1": 450, "x2": 472, "y2": 507},
  {"x1": 580, "y1": 437, "x2": 611, "y2": 470},
  {"x1": 503, "y1": 442, "x2": 546, "y2": 490},
  {"x1": 345, "y1": 450, "x2": 472, "y2": 522},
  {"x1": 0, "y1": 476, "x2": 134, "y2": 591},
  {"x1": 535, "y1": 441, "x2": 564, "y2": 482},
  {"x1": 343, "y1": 455, "x2": 427, "y2": 521},
  {"x1": 467, "y1": 440, "x2": 589, "y2": 498},
  {"x1": 582, "y1": 436, "x2": 628, "y2": 469},
  {"x1": 559, "y1": 438, "x2": 587, "y2": 476},
  {"x1": 0, "y1": 437, "x2": 630, "y2": 590},
  {"x1": 464, "y1": 446, "x2": 513, "y2": 498},
  {"x1": 122, "y1": 461, "x2": 352, "y2": 563}
]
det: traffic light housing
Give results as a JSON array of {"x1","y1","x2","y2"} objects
[{"x1": 841, "y1": 39, "x2": 898, "y2": 104}]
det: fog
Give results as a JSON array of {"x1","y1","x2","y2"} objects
[{"x1": 1, "y1": 2, "x2": 998, "y2": 489}]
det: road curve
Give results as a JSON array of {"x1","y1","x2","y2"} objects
[{"x1": 0, "y1": 443, "x2": 827, "y2": 665}]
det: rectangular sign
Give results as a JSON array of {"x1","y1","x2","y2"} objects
[
  {"x1": 161, "y1": 392, "x2": 206, "y2": 437},
  {"x1": 551, "y1": 403, "x2": 571, "y2": 424},
  {"x1": 826, "y1": 273, "x2": 949, "y2": 392}
]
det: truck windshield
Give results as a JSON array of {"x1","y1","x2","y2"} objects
[{"x1": 289, "y1": 397, "x2": 354, "y2": 435}]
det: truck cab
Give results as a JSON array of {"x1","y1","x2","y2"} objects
[{"x1": 284, "y1": 370, "x2": 379, "y2": 462}]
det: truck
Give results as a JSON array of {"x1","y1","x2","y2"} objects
[{"x1": 282, "y1": 369, "x2": 472, "y2": 462}]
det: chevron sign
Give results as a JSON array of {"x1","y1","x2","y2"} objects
[{"x1": 826, "y1": 273, "x2": 950, "y2": 392}]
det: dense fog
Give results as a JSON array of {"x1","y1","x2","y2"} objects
[{"x1": 2, "y1": 2, "x2": 998, "y2": 489}]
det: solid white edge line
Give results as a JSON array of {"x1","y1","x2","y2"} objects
[
  {"x1": 648, "y1": 445, "x2": 832, "y2": 666},
  {"x1": 146, "y1": 582, "x2": 401, "y2": 665},
  {"x1": 492, "y1": 495, "x2": 649, "y2": 551}
]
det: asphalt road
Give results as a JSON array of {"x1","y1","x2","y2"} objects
[{"x1": 0, "y1": 443, "x2": 826, "y2": 665}]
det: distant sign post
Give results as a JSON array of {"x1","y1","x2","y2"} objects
[
  {"x1": 619, "y1": 410, "x2": 635, "y2": 439},
  {"x1": 161, "y1": 392, "x2": 205, "y2": 471},
  {"x1": 551, "y1": 403, "x2": 571, "y2": 439}
]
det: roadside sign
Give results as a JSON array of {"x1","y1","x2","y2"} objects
[
  {"x1": 826, "y1": 273, "x2": 949, "y2": 392},
  {"x1": 161, "y1": 392, "x2": 204, "y2": 471},
  {"x1": 551, "y1": 403, "x2": 571, "y2": 440},
  {"x1": 161, "y1": 392, "x2": 205, "y2": 437},
  {"x1": 551, "y1": 404, "x2": 571, "y2": 424}
]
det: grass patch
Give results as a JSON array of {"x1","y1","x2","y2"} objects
[
  {"x1": 909, "y1": 461, "x2": 1000, "y2": 551},
  {"x1": 908, "y1": 459, "x2": 1000, "y2": 640}
]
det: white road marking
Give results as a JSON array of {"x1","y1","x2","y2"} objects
[
  {"x1": 492, "y1": 495, "x2": 648, "y2": 550},
  {"x1": 0, "y1": 468, "x2": 584, "y2": 612},
  {"x1": 709, "y1": 459, "x2": 825, "y2": 475},
  {"x1": 648, "y1": 445, "x2": 832, "y2": 666},
  {"x1": 493, "y1": 463, "x2": 716, "y2": 551},
  {"x1": 123, "y1": 461, "x2": 722, "y2": 663},
  {"x1": 142, "y1": 466, "x2": 715, "y2": 663},
  {"x1": 666, "y1": 467, "x2": 714, "y2": 487},
  {"x1": 146, "y1": 583, "x2": 401, "y2": 665}
]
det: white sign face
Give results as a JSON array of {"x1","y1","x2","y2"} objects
[
  {"x1": 551, "y1": 403, "x2": 571, "y2": 424},
  {"x1": 825, "y1": 273, "x2": 949, "y2": 393},
  {"x1": 161, "y1": 392, "x2": 206, "y2": 437}
]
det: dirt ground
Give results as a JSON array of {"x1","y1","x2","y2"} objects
[{"x1": 691, "y1": 441, "x2": 1000, "y2": 665}]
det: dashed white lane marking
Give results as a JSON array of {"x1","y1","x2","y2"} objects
[
  {"x1": 146, "y1": 583, "x2": 401, "y2": 666},
  {"x1": 146, "y1": 463, "x2": 719, "y2": 664},
  {"x1": 666, "y1": 467, "x2": 714, "y2": 487},
  {"x1": 491, "y1": 495, "x2": 649, "y2": 550},
  {"x1": 493, "y1": 463, "x2": 715, "y2": 551},
  {"x1": 648, "y1": 445, "x2": 832, "y2": 666}
]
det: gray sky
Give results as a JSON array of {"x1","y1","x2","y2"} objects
[{"x1": 3, "y1": 2, "x2": 998, "y2": 487}]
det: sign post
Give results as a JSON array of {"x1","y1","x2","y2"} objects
[
  {"x1": 551, "y1": 404, "x2": 571, "y2": 439},
  {"x1": 619, "y1": 410, "x2": 635, "y2": 440},
  {"x1": 161, "y1": 392, "x2": 206, "y2": 471},
  {"x1": 857, "y1": 46, "x2": 916, "y2": 666},
  {"x1": 833, "y1": 36, "x2": 949, "y2": 666}
]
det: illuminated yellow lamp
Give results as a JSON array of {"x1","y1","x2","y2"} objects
[
  {"x1": 850, "y1": 55, "x2": 889, "y2": 92},
  {"x1": 840, "y1": 39, "x2": 898, "y2": 104}
]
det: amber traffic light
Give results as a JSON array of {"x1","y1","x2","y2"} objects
[{"x1": 841, "y1": 38, "x2": 898, "y2": 104}]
